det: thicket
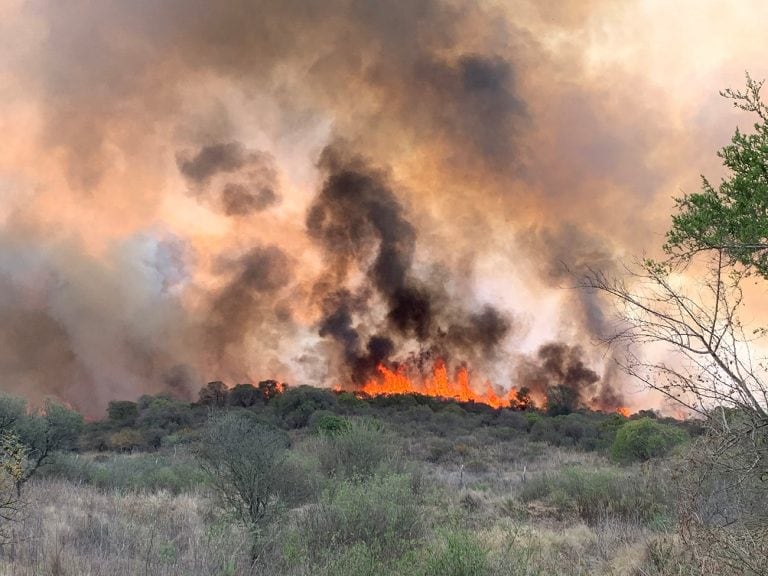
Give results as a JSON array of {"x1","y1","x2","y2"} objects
[
  {"x1": 610, "y1": 417, "x2": 688, "y2": 463},
  {"x1": 0, "y1": 380, "x2": 697, "y2": 462}
]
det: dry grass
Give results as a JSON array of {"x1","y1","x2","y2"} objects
[
  {"x1": 0, "y1": 430, "x2": 692, "y2": 576},
  {"x1": 0, "y1": 479, "x2": 251, "y2": 576}
]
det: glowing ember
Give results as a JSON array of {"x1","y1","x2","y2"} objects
[
  {"x1": 616, "y1": 407, "x2": 630, "y2": 417},
  {"x1": 361, "y1": 359, "x2": 517, "y2": 409}
]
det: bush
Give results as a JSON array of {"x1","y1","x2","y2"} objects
[
  {"x1": 275, "y1": 386, "x2": 338, "y2": 428},
  {"x1": 611, "y1": 417, "x2": 687, "y2": 463},
  {"x1": 519, "y1": 465, "x2": 672, "y2": 525},
  {"x1": 274, "y1": 450, "x2": 324, "y2": 506},
  {"x1": 107, "y1": 400, "x2": 138, "y2": 425},
  {"x1": 494, "y1": 410, "x2": 528, "y2": 432},
  {"x1": 297, "y1": 473, "x2": 422, "y2": 560},
  {"x1": 422, "y1": 529, "x2": 490, "y2": 576},
  {"x1": 136, "y1": 398, "x2": 193, "y2": 434},
  {"x1": 109, "y1": 429, "x2": 144, "y2": 452},
  {"x1": 316, "y1": 419, "x2": 395, "y2": 479},
  {"x1": 45, "y1": 451, "x2": 207, "y2": 493},
  {"x1": 228, "y1": 383, "x2": 262, "y2": 408},
  {"x1": 310, "y1": 412, "x2": 351, "y2": 436}
]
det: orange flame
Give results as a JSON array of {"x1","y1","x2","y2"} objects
[
  {"x1": 616, "y1": 406, "x2": 630, "y2": 417},
  {"x1": 361, "y1": 359, "x2": 517, "y2": 409}
]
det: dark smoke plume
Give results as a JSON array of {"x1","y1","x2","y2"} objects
[
  {"x1": 0, "y1": 0, "x2": 709, "y2": 414},
  {"x1": 177, "y1": 141, "x2": 280, "y2": 216},
  {"x1": 308, "y1": 144, "x2": 511, "y2": 383},
  {"x1": 205, "y1": 245, "x2": 292, "y2": 370},
  {"x1": 517, "y1": 342, "x2": 623, "y2": 411}
]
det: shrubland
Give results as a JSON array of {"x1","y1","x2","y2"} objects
[{"x1": 0, "y1": 382, "x2": 710, "y2": 575}]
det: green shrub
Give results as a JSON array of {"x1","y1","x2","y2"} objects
[
  {"x1": 494, "y1": 410, "x2": 528, "y2": 432},
  {"x1": 296, "y1": 473, "x2": 421, "y2": 561},
  {"x1": 423, "y1": 529, "x2": 490, "y2": 576},
  {"x1": 319, "y1": 542, "x2": 382, "y2": 576},
  {"x1": 275, "y1": 386, "x2": 338, "y2": 428},
  {"x1": 274, "y1": 450, "x2": 324, "y2": 506},
  {"x1": 136, "y1": 398, "x2": 193, "y2": 434},
  {"x1": 44, "y1": 451, "x2": 207, "y2": 493},
  {"x1": 107, "y1": 400, "x2": 138, "y2": 424},
  {"x1": 316, "y1": 419, "x2": 395, "y2": 479},
  {"x1": 310, "y1": 412, "x2": 351, "y2": 436},
  {"x1": 611, "y1": 417, "x2": 687, "y2": 463},
  {"x1": 519, "y1": 465, "x2": 671, "y2": 525}
]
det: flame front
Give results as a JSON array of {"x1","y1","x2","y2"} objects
[{"x1": 361, "y1": 359, "x2": 517, "y2": 409}]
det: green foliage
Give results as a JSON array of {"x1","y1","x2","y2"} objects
[
  {"x1": 198, "y1": 381, "x2": 229, "y2": 407},
  {"x1": 311, "y1": 412, "x2": 351, "y2": 436},
  {"x1": 109, "y1": 428, "x2": 144, "y2": 452},
  {"x1": 41, "y1": 402, "x2": 85, "y2": 451},
  {"x1": 529, "y1": 413, "x2": 609, "y2": 451},
  {"x1": 45, "y1": 451, "x2": 207, "y2": 493},
  {"x1": 0, "y1": 396, "x2": 25, "y2": 432},
  {"x1": 273, "y1": 450, "x2": 324, "y2": 506},
  {"x1": 494, "y1": 410, "x2": 528, "y2": 432},
  {"x1": 294, "y1": 473, "x2": 422, "y2": 561},
  {"x1": 227, "y1": 383, "x2": 261, "y2": 407},
  {"x1": 107, "y1": 400, "x2": 138, "y2": 424},
  {"x1": 12, "y1": 400, "x2": 84, "y2": 490},
  {"x1": 136, "y1": 397, "x2": 193, "y2": 435},
  {"x1": 336, "y1": 391, "x2": 369, "y2": 414},
  {"x1": 422, "y1": 529, "x2": 490, "y2": 576},
  {"x1": 0, "y1": 432, "x2": 25, "y2": 485},
  {"x1": 611, "y1": 418, "x2": 687, "y2": 463},
  {"x1": 0, "y1": 431, "x2": 25, "y2": 541},
  {"x1": 666, "y1": 74, "x2": 768, "y2": 276},
  {"x1": 545, "y1": 386, "x2": 579, "y2": 416},
  {"x1": 274, "y1": 385, "x2": 338, "y2": 428},
  {"x1": 316, "y1": 419, "x2": 394, "y2": 479},
  {"x1": 519, "y1": 465, "x2": 672, "y2": 525}
]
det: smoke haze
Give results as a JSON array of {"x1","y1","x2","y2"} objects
[{"x1": 1, "y1": 0, "x2": 767, "y2": 414}]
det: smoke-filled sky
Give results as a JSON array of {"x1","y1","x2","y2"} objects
[{"x1": 1, "y1": 0, "x2": 767, "y2": 415}]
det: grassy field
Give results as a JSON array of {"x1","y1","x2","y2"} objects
[{"x1": 0, "y1": 413, "x2": 695, "y2": 576}]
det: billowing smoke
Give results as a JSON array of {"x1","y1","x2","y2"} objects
[
  {"x1": 178, "y1": 142, "x2": 280, "y2": 216},
  {"x1": 2, "y1": 0, "x2": 748, "y2": 415},
  {"x1": 517, "y1": 342, "x2": 622, "y2": 411},
  {"x1": 308, "y1": 144, "x2": 511, "y2": 383},
  {"x1": 204, "y1": 245, "x2": 293, "y2": 369}
]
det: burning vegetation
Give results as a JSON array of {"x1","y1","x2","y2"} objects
[{"x1": 360, "y1": 359, "x2": 517, "y2": 409}]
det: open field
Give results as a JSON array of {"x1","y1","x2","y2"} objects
[{"x1": 0, "y1": 391, "x2": 705, "y2": 576}]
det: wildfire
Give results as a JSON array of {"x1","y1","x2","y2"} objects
[
  {"x1": 361, "y1": 359, "x2": 517, "y2": 409},
  {"x1": 616, "y1": 406, "x2": 631, "y2": 417}
]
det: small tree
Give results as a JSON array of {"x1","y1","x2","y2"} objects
[
  {"x1": 0, "y1": 432, "x2": 26, "y2": 543},
  {"x1": 107, "y1": 400, "x2": 138, "y2": 425},
  {"x1": 545, "y1": 385, "x2": 578, "y2": 416},
  {"x1": 510, "y1": 386, "x2": 535, "y2": 411},
  {"x1": 198, "y1": 381, "x2": 229, "y2": 407},
  {"x1": 228, "y1": 383, "x2": 261, "y2": 407},
  {"x1": 14, "y1": 400, "x2": 83, "y2": 495},
  {"x1": 256, "y1": 380, "x2": 283, "y2": 402},
  {"x1": 583, "y1": 75, "x2": 768, "y2": 573},
  {"x1": 196, "y1": 412, "x2": 289, "y2": 560},
  {"x1": 611, "y1": 418, "x2": 687, "y2": 463}
]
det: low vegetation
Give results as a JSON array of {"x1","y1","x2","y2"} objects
[{"x1": 0, "y1": 380, "x2": 748, "y2": 575}]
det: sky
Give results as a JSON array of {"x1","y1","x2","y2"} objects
[{"x1": 1, "y1": 0, "x2": 767, "y2": 415}]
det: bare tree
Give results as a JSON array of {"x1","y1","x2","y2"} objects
[
  {"x1": 583, "y1": 252, "x2": 768, "y2": 573},
  {"x1": 196, "y1": 412, "x2": 289, "y2": 561}
]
